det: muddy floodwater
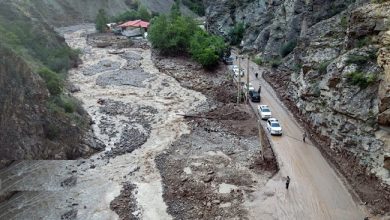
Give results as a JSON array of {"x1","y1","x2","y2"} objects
[{"x1": 0, "y1": 25, "x2": 276, "y2": 220}]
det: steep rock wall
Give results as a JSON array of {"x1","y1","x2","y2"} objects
[{"x1": 205, "y1": 0, "x2": 390, "y2": 181}]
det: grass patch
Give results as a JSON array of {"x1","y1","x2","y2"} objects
[
  {"x1": 356, "y1": 36, "x2": 372, "y2": 48},
  {"x1": 280, "y1": 40, "x2": 297, "y2": 57},
  {"x1": 253, "y1": 57, "x2": 263, "y2": 65},
  {"x1": 38, "y1": 67, "x2": 63, "y2": 96},
  {"x1": 340, "y1": 16, "x2": 348, "y2": 29},
  {"x1": 346, "y1": 71, "x2": 377, "y2": 88},
  {"x1": 269, "y1": 59, "x2": 282, "y2": 68},
  {"x1": 318, "y1": 61, "x2": 331, "y2": 74},
  {"x1": 345, "y1": 54, "x2": 371, "y2": 66}
]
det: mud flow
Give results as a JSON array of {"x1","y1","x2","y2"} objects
[{"x1": 0, "y1": 24, "x2": 277, "y2": 220}]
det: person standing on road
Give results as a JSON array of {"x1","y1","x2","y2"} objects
[
  {"x1": 286, "y1": 176, "x2": 290, "y2": 189},
  {"x1": 258, "y1": 85, "x2": 261, "y2": 94},
  {"x1": 303, "y1": 132, "x2": 307, "y2": 142},
  {"x1": 255, "y1": 72, "x2": 258, "y2": 78}
]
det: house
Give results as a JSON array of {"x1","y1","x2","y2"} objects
[{"x1": 118, "y1": 20, "x2": 150, "y2": 37}]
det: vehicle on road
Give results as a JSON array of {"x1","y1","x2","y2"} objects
[
  {"x1": 232, "y1": 65, "x2": 244, "y2": 77},
  {"x1": 243, "y1": 82, "x2": 255, "y2": 92},
  {"x1": 258, "y1": 105, "x2": 272, "y2": 119},
  {"x1": 223, "y1": 56, "x2": 234, "y2": 65},
  {"x1": 267, "y1": 118, "x2": 282, "y2": 135},
  {"x1": 249, "y1": 90, "x2": 260, "y2": 102}
]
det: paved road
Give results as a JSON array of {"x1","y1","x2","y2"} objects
[{"x1": 231, "y1": 55, "x2": 367, "y2": 220}]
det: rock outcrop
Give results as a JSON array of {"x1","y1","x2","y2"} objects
[{"x1": 205, "y1": 0, "x2": 390, "y2": 214}]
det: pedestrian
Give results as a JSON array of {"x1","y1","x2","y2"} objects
[
  {"x1": 258, "y1": 85, "x2": 261, "y2": 94},
  {"x1": 286, "y1": 176, "x2": 290, "y2": 189},
  {"x1": 303, "y1": 132, "x2": 307, "y2": 142},
  {"x1": 255, "y1": 72, "x2": 258, "y2": 78}
]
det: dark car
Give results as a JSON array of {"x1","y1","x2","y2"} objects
[
  {"x1": 249, "y1": 90, "x2": 260, "y2": 102},
  {"x1": 223, "y1": 56, "x2": 234, "y2": 65}
]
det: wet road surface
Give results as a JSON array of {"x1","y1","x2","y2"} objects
[{"x1": 233, "y1": 54, "x2": 367, "y2": 220}]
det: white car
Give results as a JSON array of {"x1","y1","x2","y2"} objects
[
  {"x1": 233, "y1": 65, "x2": 244, "y2": 77},
  {"x1": 258, "y1": 105, "x2": 272, "y2": 119},
  {"x1": 243, "y1": 82, "x2": 255, "y2": 92},
  {"x1": 267, "y1": 118, "x2": 283, "y2": 135}
]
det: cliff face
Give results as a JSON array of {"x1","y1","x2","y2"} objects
[
  {"x1": 0, "y1": 1, "x2": 104, "y2": 160},
  {"x1": 205, "y1": 0, "x2": 390, "y2": 181},
  {"x1": 5, "y1": 0, "x2": 178, "y2": 27}
]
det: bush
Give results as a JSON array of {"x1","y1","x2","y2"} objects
[
  {"x1": 253, "y1": 57, "x2": 263, "y2": 65},
  {"x1": 182, "y1": 0, "x2": 205, "y2": 16},
  {"x1": 228, "y1": 22, "x2": 245, "y2": 45},
  {"x1": 189, "y1": 30, "x2": 226, "y2": 68},
  {"x1": 345, "y1": 54, "x2": 370, "y2": 66},
  {"x1": 38, "y1": 67, "x2": 63, "y2": 96},
  {"x1": 270, "y1": 59, "x2": 282, "y2": 68},
  {"x1": 340, "y1": 16, "x2": 348, "y2": 29},
  {"x1": 96, "y1": 9, "x2": 108, "y2": 33},
  {"x1": 346, "y1": 71, "x2": 377, "y2": 88},
  {"x1": 356, "y1": 36, "x2": 372, "y2": 48},
  {"x1": 148, "y1": 15, "x2": 197, "y2": 54},
  {"x1": 318, "y1": 61, "x2": 331, "y2": 74},
  {"x1": 280, "y1": 40, "x2": 297, "y2": 57}
]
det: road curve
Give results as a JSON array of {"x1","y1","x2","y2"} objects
[{"x1": 232, "y1": 54, "x2": 367, "y2": 220}]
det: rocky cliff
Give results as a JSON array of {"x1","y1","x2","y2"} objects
[
  {"x1": 0, "y1": 1, "x2": 104, "y2": 160},
  {"x1": 205, "y1": 0, "x2": 390, "y2": 214}
]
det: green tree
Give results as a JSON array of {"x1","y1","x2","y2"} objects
[
  {"x1": 148, "y1": 15, "x2": 197, "y2": 54},
  {"x1": 170, "y1": 1, "x2": 182, "y2": 18},
  {"x1": 137, "y1": 5, "x2": 151, "y2": 21},
  {"x1": 95, "y1": 9, "x2": 108, "y2": 33},
  {"x1": 228, "y1": 22, "x2": 245, "y2": 45},
  {"x1": 190, "y1": 30, "x2": 226, "y2": 68}
]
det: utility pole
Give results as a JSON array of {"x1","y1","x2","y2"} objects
[
  {"x1": 246, "y1": 55, "x2": 250, "y2": 103},
  {"x1": 237, "y1": 55, "x2": 241, "y2": 104}
]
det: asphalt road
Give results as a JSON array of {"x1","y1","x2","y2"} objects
[{"x1": 231, "y1": 54, "x2": 367, "y2": 220}]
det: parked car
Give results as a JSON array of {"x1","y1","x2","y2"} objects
[
  {"x1": 249, "y1": 90, "x2": 260, "y2": 102},
  {"x1": 223, "y1": 56, "x2": 234, "y2": 65},
  {"x1": 267, "y1": 118, "x2": 283, "y2": 135},
  {"x1": 258, "y1": 105, "x2": 272, "y2": 119},
  {"x1": 243, "y1": 82, "x2": 255, "y2": 92}
]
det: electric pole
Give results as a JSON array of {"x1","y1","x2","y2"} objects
[
  {"x1": 237, "y1": 55, "x2": 241, "y2": 104},
  {"x1": 246, "y1": 55, "x2": 250, "y2": 103}
]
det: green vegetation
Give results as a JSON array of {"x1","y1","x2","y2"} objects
[
  {"x1": 280, "y1": 40, "x2": 297, "y2": 57},
  {"x1": 293, "y1": 63, "x2": 303, "y2": 72},
  {"x1": 113, "y1": 4, "x2": 153, "y2": 22},
  {"x1": 270, "y1": 58, "x2": 282, "y2": 68},
  {"x1": 345, "y1": 54, "x2": 371, "y2": 66},
  {"x1": 356, "y1": 36, "x2": 372, "y2": 48},
  {"x1": 189, "y1": 30, "x2": 225, "y2": 68},
  {"x1": 38, "y1": 68, "x2": 63, "y2": 96},
  {"x1": 253, "y1": 57, "x2": 263, "y2": 65},
  {"x1": 318, "y1": 61, "x2": 331, "y2": 74},
  {"x1": 181, "y1": 0, "x2": 205, "y2": 16},
  {"x1": 96, "y1": 9, "x2": 108, "y2": 32},
  {"x1": 340, "y1": 16, "x2": 348, "y2": 29},
  {"x1": 346, "y1": 71, "x2": 377, "y2": 88},
  {"x1": 148, "y1": 8, "x2": 227, "y2": 68},
  {"x1": 228, "y1": 22, "x2": 245, "y2": 46}
]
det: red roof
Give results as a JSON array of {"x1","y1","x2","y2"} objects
[{"x1": 119, "y1": 20, "x2": 149, "y2": 28}]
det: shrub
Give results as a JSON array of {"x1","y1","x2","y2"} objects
[
  {"x1": 137, "y1": 5, "x2": 152, "y2": 21},
  {"x1": 182, "y1": 0, "x2": 205, "y2": 16},
  {"x1": 228, "y1": 22, "x2": 245, "y2": 45},
  {"x1": 148, "y1": 15, "x2": 197, "y2": 54},
  {"x1": 189, "y1": 30, "x2": 226, "y2": 68},
  {"x1": 340, "y1": 16, "x2": 348, "y2": 29},
  {"x1": 356, "y1": 36, "x2": 372, "y2": 48},
  {"x1": 96, "y1": 9, "x2": 108, "y2": 33},
  {"x1": 253, "y1": 57, "x2": 263, "y2": 65},
  {"x1": 318, "y1": 61, "x2": 331, "y2": 74},
  {"x1": 270, "y1": 59, "x2": 282, "y2": 68},
  {"x1": 46, "y1": 123, "x2": 60, "y2": 140},
  {"x1": 345, "y1": 54, "x2": 370, "y2": 66},
  {"x1": 38, "y1": 67, "x2": 63, "y2": 96},
  {"x1": 346, "y1": 71, "x2": 377, "y2": 88},
  {"x1": 280, "y1": 40, "x2": 297, "y2": 57}
]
